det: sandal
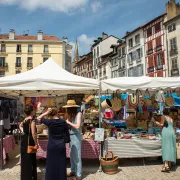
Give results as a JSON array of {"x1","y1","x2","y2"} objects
[
  {"x1": 67, "y1": 172, "x2": 76, "y2": 177},
  {"x1": 161, "y1": 167, "x2": 170, "y2": 173}
]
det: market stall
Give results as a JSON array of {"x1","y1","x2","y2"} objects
[
  {"x1": 0, "y1": 58, "x2": 99, "y2": 168},
  {"x1": 100, "y1": 77, "x2": 180, "y2": 158}
]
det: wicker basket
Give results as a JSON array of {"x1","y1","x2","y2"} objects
[{"x1": 100, "y1": 151, "x2": 119, "y2": 175}]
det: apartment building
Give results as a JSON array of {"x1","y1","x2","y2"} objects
[
  {"x1": 164, "y1": 0, "x2": 180, "y2": 76},
  {"x1": 92, "y1": 32, "x2": 119, "y2": 79},
  {"x1": 0, "y1": 29, "x2": 72, "y2": 77},
  {"x1": 110, "y1": 40, "x2": 127, "y2": 78},
  {"x1": 123, "y1": 28, "x2": 145, "y2": 77},
  {"x1": 143, "y1": 14, "x2": 167, "y2": 77}
]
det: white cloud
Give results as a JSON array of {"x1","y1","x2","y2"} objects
[
  {"x1": 0, "y1": 0, "x2": 88, "y2": 13},
  {"x1": 90, "y1": 1, "x2": 102, "y2": 13},
  {"x1": 78, "y1": 34, "x2": 94, "y2": 47}
]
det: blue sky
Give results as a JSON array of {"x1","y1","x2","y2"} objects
[{"x1": 0, "y1": 0, "x2": 179, "y2": 56}]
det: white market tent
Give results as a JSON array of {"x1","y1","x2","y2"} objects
[
  {"x1": 101, "y1": 76, "x2": 180, "y2": 92},
  {"x1": 0, "y1": 58, "x2": 99, "y2": 97}
]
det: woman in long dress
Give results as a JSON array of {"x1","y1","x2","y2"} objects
[
  {"x1": 63, "y1": 100, "x2": 82, "y2": 180},
  {"x1": 20, "y1": 104, "x2": 38, "y2": 180},
  {"x1": 37, "y1": 108, "x2": 70, "y2": 180},
  {"x1": 152, "y1": 109, "x2": 176, "y2": 172}
]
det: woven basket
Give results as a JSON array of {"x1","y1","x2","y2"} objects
[
  {"x1": 101, "y1": 99, "x2": 112, "y2": 109},
  {"x1": 165, "y1": 96, "x2": 174, "y2": 107},
  {"x1": 100, "y1": 151, "x2": 119, "y2": 175}
]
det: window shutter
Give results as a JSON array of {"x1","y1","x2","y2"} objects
[
  {"x1": 148, "y1": 56, "x2": 153, "y2": 67},
  {"x1": 156, "y1": 36, "x2": 161, "y2": 47},
  {"x1": 141, "y1": 64, "x2": 144, "y2": 76},
  {"x1": 140, "y1": 48, "x2": 143, "y2": 57},
  {"x1": 162, "y1": 52, "x2": 165, "y2": 65},
  {"x1": 154, "y1": 55, "x2": 157, "y2": 66},
  {"x1": 147, "y1": 41, "x2": 153, "y2": 50}
]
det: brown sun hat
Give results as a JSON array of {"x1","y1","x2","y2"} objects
[{"x1": 63, "y1": 100, "x2": 80, "y2": 108}]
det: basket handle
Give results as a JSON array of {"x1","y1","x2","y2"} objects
[{"x1": 105, "y1": 151, "x2": 114, "y2": 161}]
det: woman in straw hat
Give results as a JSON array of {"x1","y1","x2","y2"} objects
[
  {"x1": 63, "y1": 100, "x2": 83, "y2": 180},
  {"x1": 37, "y1": 107, "x2": 70, "y2": 180}
]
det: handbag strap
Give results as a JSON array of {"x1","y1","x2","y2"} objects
[{"x1": 28, "y1": 119, "x2": 32, "y2": 146}]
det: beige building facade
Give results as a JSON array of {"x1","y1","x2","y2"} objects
[
  {"x1": 0, "y1": 30, "x2": 72, "y2": 77},
  {"x1": 164, "y1": 0, "x2": 180, "y2": 76}
]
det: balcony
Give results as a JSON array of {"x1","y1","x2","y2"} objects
[
  {"x1": 155, "y1": 45, "x2": 162, "y2": 52},
  {"x1": 156, "y1": 64, "x2": 163, "y2": 70},
  {"x1": 27, "y1": 63, "x2": 33, "y2": 69},
  {"x1": 15, "y1": 63, "x2": 22, "y2": 70},
  {"x1": 171, "y1": 68, "x2": 179, "y2": 76},
  {"x1": 0, "y1": 63, "x2": 8, "y2": 70},
  {"x1": 148, "y1": 67, "x2": 154, "y2": 73},
  {"x1": 28, "y1": 50, "x2": 33, "y2": 54},
  {"x1": 147, "y1": 49, "x2": 153, "y2": 55},
  {"x1": 170, "y1": 49, "x2": 178, "y2": 57}
]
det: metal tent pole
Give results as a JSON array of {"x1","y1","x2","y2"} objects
[{"x1": 0, "y1": 119, "x2": 4, "y2": 170}]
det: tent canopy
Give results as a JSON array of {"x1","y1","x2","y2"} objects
[
  {"x1": 0, "y1": 58, "x2": 99, "y2": 97},
  {"x1": 101, "y1": 76, "x2": 180, "y2": 91}
]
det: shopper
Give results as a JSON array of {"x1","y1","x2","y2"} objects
[
  {"x1": 152, "y1": 109, "x2": 176, "y2": 172},
  {"x1": 37, "y1": 107, "x2": 70, "y2": 180},
  {"x1": 20, "y1": 104, "x2": 38, "y2": 180},
  {"x1": 63, "y1": 100, "x2": 82, "y2": 180}
]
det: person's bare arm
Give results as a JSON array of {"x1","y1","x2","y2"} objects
[
  {"x1": 67, "y1": 112, "x2": 82, "y2": 129},
  {"x1": 19, "y1": 122, "x2": 23, "y2": 132},
  {"x1": 153, "y1": 116, "x2": 165, "y2": 127},
  {"x1": 31, "y1": 121, "x2": 38, "y2": 146},
  {"x1": 37, "y1": 108, "x2": 52, "y2": 122}
]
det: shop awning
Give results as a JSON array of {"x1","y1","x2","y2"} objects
[
  {"x1": 0, "y1": 58, "x2": 99, "y2": 97},
  {"x1": 101, "y1": 76, "x2": 180, "y2": 91}
]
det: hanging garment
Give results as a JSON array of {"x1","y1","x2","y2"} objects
[{"x1": 155, "y1": 90, "x2": 165, "y2": 103}]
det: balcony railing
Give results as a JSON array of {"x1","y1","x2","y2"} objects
[
  {"x1": 156, "y1": 45, "x2": 162, "y2": 52},
  {"x1": 170, "y1": 49, "x2": 178, "y2": 56},
  {"x1": 27, "y1": 63, "x2": 33, "y2": 68},
  {"x1": 0, "y1": 63, "x2": 8, "y2": 68},
  {"x1": 147, "y1": 49, "x2": 153, "y2": 55},
  {"x1": 156, "y1": 64, "x2": 163, "y2": 70},
  {"x1": 171, "y1": 68, "x2": 179, "y2": 76},
  {"x1": 15, "y1": 63, "x2": 22, "y2": 67},
  {"x1": 148, "y1": 67, "x2": 154, "y2": 73}
]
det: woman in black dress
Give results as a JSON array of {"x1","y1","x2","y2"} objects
[
  {"x1": 37, "y1": 108, "x2": 70, "y2": 180},
  {"x1": 20, "y1": 104, "x2": 38, "y2": 180}
]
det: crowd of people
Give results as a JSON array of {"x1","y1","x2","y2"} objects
[
  {"x1": 20, "y1": 100, "x2": 82, "y2": 180},
  {"x1": 19, "y1": 99, "x2": 177, "y2": 180}
]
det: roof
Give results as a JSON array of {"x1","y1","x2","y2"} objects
[
  {"x1": 76, "y1": 52, "x2": 93, "y2": 64},
  {"x1": 92, "y1": 35, "x2": 120, "y2": 47},
  {"x1": 122, "y1": 27, "x2": 142, "y2": 39},
  {"x1": 164, "y1": 14, "x2": 180, "y2": 25},
  {"x1": 142, "y1": 13, "x2": 167, "y2": 28},
  {"x1": 0, "y1": 34, "x2": 60, "y2": 41}
]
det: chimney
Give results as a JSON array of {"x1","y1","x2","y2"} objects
[
  {"x1": 102, "y1": 32, "x2": 108, "y2": 40},
  {"x1": 9, "y1": 29, "x2": 15, "y2": 40},
  {"x1": 62, "y1": 37, "x2": 68, "y2": 43},
  {"x1": 37, "y1": 30, "x2": 43, "y2": 40}
]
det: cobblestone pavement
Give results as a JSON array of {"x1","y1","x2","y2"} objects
[{"x1": 1, "y1": 145, "x2": 180, "y2": 180}]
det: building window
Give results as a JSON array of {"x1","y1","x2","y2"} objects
[
  {"x1": 155, "y1": 22, "x2": 161, "y2": 33},
  {"x1": 16, "y1": 57, "x2": 21, "y2": 67},
  {"x1": 128, "y1": 67, "x2": 134, "y2": 77},
  {"x1": 147, "y1": 27, "x2": 152, "y2": 37},
  {"x1": 137, "y1": 48, "x2": 142, "y2": 59},
  {"x1": 1, "y1": 44, "x2": 6, "y2": 52},
  {"x1": 28, "y1": 45, "x2": 33, "y2": 52},
  {"x1": 43, "y1": 58, "x2": 48, "y2": 62},
  {"x1": 27, "y1": 57, "x2": 33, "y2": 67},
  {"x1": 0, "y1": 57, "x2": 5, "y2": 67},
  {"x1": 16, "y1": 70, "x2": 21, "y2": 74},
  {"x1": 93, "y1": 49, "x2": 96, "y2": 59},
  {"x1": 0, "y1": 70, "x2": 5, "y2": 77},
  {"x1": 128, "y1": 53, "x2": 133, "y2": 64},
  {"x1": 122, "y1": 47, "x2": 125, "y2": 55},
  {"x1": 172, "y1": 58, "x2": 178, "y2": 70},
  {"x1": 156, "y1": 36, "x2": 162, "y2": 51},
  {"x1": 170, "y1": 38, "x2": 177, "y2": 50},
  {"x1": 97, "y1": 46, "x2": 99, "y2": 57},
  {"x1": 119, "y1": 48, "x2": 122, "y2": 57},
  {"x1": 147, "y1": 41, "x2": 153, "y2": 55},
  {"x1": 16, "y1": 44, "x2": 21, "y2": 52},
  {"x1": 44, "y1": 45, "x2": 49, "y2": 53},
  {"x1": 168, "y1": 24, "x2": 176, "y2": 33},
  {"x1": 137, "y1": 64, "x2": 143, "y2": 76},
  {"x1": 135, "y1": 34, "x2": 140, "y2": 44},
  {"x1": 129, "y1": 38, "x2": 133, "y2": 48}
]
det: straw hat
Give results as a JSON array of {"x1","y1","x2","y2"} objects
[{"x1": 63, "y1": 100, "x2": 80, "y2": 108}]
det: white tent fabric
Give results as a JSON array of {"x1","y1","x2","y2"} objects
[
  {"x1": 101, "y1": 76, "x2": 180, "y2": 91},
  {"x1": 0, "y1": 58, "x2": 99, "y2": 97}
]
